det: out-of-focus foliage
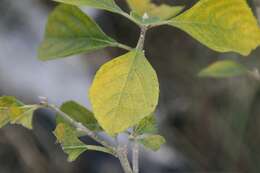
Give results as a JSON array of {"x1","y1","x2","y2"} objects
[
  {"x1": 0, "y1": 96, "x2": 38, "y2": 129},
  {"x1": 199, "y1": 60, "x2": 248, "y2": 78}
]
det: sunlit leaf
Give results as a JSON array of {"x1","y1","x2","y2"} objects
[
  {"x1": 127, "y1": 0, "x2": 184, "y2": 20},
  {"x1": 57, "y1": 101, "x2": 102, "y2": 131},
  {"x1": 138, "y1": 135, "x2": 166, "y2": 151},
  {"x1": 170, "y1": 0, "x2": 260, "y2": 56},
  {"x1": 53, "y1": 0, "x2": 123, "y2": 13},
  {"x1": 0, "y1": 96, "x2": 38, "y2": 129},
  {"x1": 38, "y1": 4, "x2": 117, "y2": 60},
  {"x1": 89, "y1": 50, "x2": 159, "y2": 135},
  {"x1": 134, "y1": 114, "x2": 157, "y2": 134},
  {"x1": 199, "y1": 60, "x2": 247, "y2": 78},
  {"x1": 54, "y1": 123, "x2": 88, "y2": 161}
]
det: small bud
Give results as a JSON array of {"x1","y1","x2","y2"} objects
[{"x1": 143, "y1": 13, "x2": 149, "y2": 20}]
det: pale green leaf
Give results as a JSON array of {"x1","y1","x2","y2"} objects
[
  {"x1": 134, "y1": 114, "x2": 157, "y2": 134},
  {"x1": 89, "y1": 50, "x2": 159, "y2": 135},
  {"x1": 199, "y1": 60, "x2": 247, "y2": 78},
  {"x1": 0, "y1": 96, "x2": 38, "y2": 129},
  {"x1": 57, "y1": 101, "x2": 101, "y2": 131},
  {"x1": 54, "y1": 123, "x2": 87, "y2": 161},
  {"x1": 53, "y1": 0, "x2": 123, "y2": 13},
  {"x1": 127, "y1": 0, "x2": 184, "y2": 20},
  {"x1": 138, "y1": 135, "x2": 166, "y2": 151},
  {"x1": 38, "y1": 4, "x2": 117, "y2": 60},
  {"x1": 170, "y1": 0, "x2": 260, "y2": 56}
]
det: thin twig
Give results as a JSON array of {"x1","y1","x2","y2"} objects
[
  {"x1": 40, "y1": 100, "x2": 117, "y2": 156},
  {"x1": 132, "y1": 139, "x2": 139, "y2": 173},
  {"x1": 117, "y1": 144, "x2": 133, "y2": 173}
]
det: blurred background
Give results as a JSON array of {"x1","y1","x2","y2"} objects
[{"x1": 1, "y1": 0, "x2": 260, "y2": 172}]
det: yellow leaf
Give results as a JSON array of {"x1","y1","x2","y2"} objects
[
  {"x1": 127, "y1": 0, "x2": 184, "y2": 20},
  {"x1": 170, "y1": 0, "x2": 260, "y2": 56},
  {"x1": 89, "y1": 50, "x2": 159, "y2": 135}
]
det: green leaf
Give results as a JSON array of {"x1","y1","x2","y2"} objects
[
  {"x1": 54, "y1": 123, "x2": 88, "y2": 161},
  {"x1": 138, "y1": 135, "x2": 166, "y2": 151},
  {"x1": 57, "y1": 101, "x2": 101, "y2": 131},
  {"x1": 89, "y1": 50, "x2": 159, "y2": 135},
  {"x1": 170, "y1": 0, "x2": 260, "y2": 56},
  {"x1": 53, "y1": 0, "x2": 123, "y2": 13},
  {"x1": 38, "y1": 4, "x2": 117, "y2": 60},
  {"x1": 134, "y1": 114, "x2": 157, "y2": 135},
  {"x1": 127, "y1": 0, "x2": 184, "y2": 20},
  {"x1": 0, "y1": 96, "x2": 38, "y2": 129},
  {"x1": 199, "y1": 60, "x2": 247, "y2": 78}
]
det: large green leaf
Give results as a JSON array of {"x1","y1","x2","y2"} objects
[
  {"x1": 0, "y1": 96, "x2": 38, "y2": 129},
  {"x1": 89, "y1": 50, "x2": 159, "y2": 135},
  {"x1": 170, "y1": 0, "x2": 260, "y2": 56},
  {"x1": 138, "y1": 135, "x2": 166, "y2": 151},
  {"x1": 54, "y1": 123, "x2": 88, "y2": 161},
  {"x1": 198, "y1": 60, "x2": 248, "y2": 78},
  {"x1": 53, "y1": 0, "x2": 123, "y2": 13},
  {"x1": 127, "y1": 0, "x2": 184, "y2": 20},
  {"x1": 57, "y1": 101, "x2": 101, "y2": 131},
  {"x1": 38, "y1": 4, "x2": 117, "y2": 60}
]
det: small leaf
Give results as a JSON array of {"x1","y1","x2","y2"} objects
[
  {"x1": 134, "y1": 114, "x2": 157, "y2": 135},
  {"x1": 54, "y1": 123, "x2": 88, "y2": 161},
  {"x1": 170, "y1": 0, "x2": 260, "y2": 56},
  {"x1": 199, "y1": 60, "x2": 247, "y2": 78},
  {"x1": 53, "y1": 0, "x2": 123, "y2": 13},
  {"x1": 57, "y1": 101, "x2": 101, "y2": 131},
  {"x1": 127, "y1": 0, "x2": 184, "y2": 20},
  {"x1": 138, "y1": 135, "x2": 166, "y2": 151},
  {"x1": 89, "y1": 50, "x2": 159, "y2": 135},
  {"x1": 0, "y1": 96, "x2": 38, "y2": 129},
  {"x1": 38, "y1": 4, "x2": 117, "y2": 60}
]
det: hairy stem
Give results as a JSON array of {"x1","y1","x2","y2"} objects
[
  {"x1": 132, "y1": 139, "x2": 139, "y2": 173},
  {"x1": 117, "y1": 144, "x2": 133, "y2": 173}
]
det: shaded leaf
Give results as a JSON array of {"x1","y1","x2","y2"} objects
[
  {"x1": 57, "y1": 101, "x2": 101, "y2": 131},
  {"x1": 127, "y1": 0, "x2": 184, "y2": 20},
  {"x1": 134, "y1": 114, "x2": 157, "y2": 134},
  {"x1": 199, "y1": 60, "x2": 247, "y2": 78},
  {"x1": 89, "y1": 50, "x2": 159, "y2": 135},
  {"x1": 170, "y1": 0, "x2": 260, "y2": 56},
  {"x1": 38, "y1": 4, "x2": 117, "y2": 60},
  {"x1": 53, "y1": 0, "x2": 123, "y2": 13},
  {"x1": 0, "y1": 96, "x2": 38, "y2": 129},
  {"x1": 54, "y1": 123, "x2": 87, "y2": 161},
  {"x1": 138, "y1": 135, "x2": 166, "y2": 151}
]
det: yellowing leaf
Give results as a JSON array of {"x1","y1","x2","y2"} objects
[
  {"x1": 0, "y1": 96, "x2": 38, "y2": 129},
  {"x1": 170, "y1": 0, "x2": 260, "y2": 56},
  {"x1": 138, "y1": 135, "x2": 166, "y2": 151},
  {"x1": 57, "y1": 101, "x2": 102, "y2": 131},
  {"x1": 38, "y1": 5, "x2": 117, "y2": 60},
  {"x1": 127, "y1": 0, "x2": 184, "y2": 20},
  {"x1": 53, "y1": 0, "x2": 123, "y2": 13},
  {"x1": 89, "y1": 50, "x2": 159, "y2": 135},
  {"x1": 199, "y1": 60, "x2": 247, "y2": 78},
  {"x1": 54, "y1": 123, "x2": 88, "y2": 161}
]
